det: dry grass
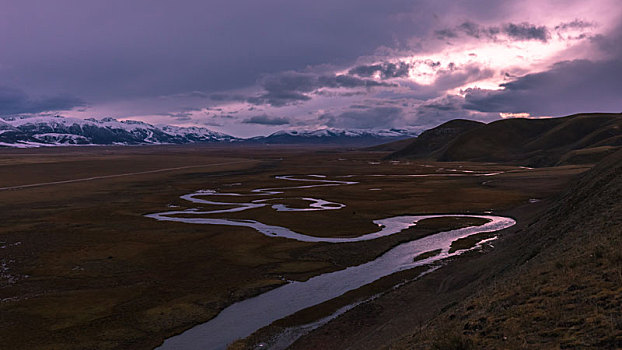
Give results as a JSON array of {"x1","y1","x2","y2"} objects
[
  {"x1": 388, "y1": 151, "x2": 622, "y2": 350},
  {"x1": 0, "y1": 145, "x2": 589, "y2": 349}
]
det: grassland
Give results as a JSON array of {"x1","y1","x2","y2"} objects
[{"x1": 0, "y1": 145, "x2": 590, "y2": 349}]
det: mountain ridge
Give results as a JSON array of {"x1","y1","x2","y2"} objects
[
  {"x1": 0, "y1": 115, "x2": 236, "y2": 147},
  {"x1": 388, "y1": 113, "x2": 622, "y2": 166},
  {"x1": 243, "y1": 127, "x2": 419, "y2": 146},
  {"x1": 0, "y1": 115, "x2": 420, "y2": 147}
]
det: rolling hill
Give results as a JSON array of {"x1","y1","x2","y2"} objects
[
  {"x1": 388, "y1": 119, "x2": 485, "y2": 157},
  {"x1": 388, "y1": 113, "x2": 622, "y2": 167}
]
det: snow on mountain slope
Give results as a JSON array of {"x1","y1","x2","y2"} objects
[
  {"x1": 247, "y1": 127, "x2": 420, "y2": 145},
  {"x1": 0, "y1": 115, "x2": 420, "y2": 147},
  {"x1": 0, "y1": 115, "x2": 237, "y2": 147}
]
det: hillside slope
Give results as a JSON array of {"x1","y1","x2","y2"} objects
[
  {"x1": 388, "y1": 119, "x2": 484, "y2": 158},
  {"x1": 390, "y1": 149, "x2": 622, "y2": 349},
  {"x1": 390, "y1": 113, "x2": 622, "y2": 166}
]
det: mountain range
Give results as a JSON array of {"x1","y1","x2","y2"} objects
[
  {"x1": 0, "y1": 115, "x2": 235, "y2": 147},
  {"x1": 0, "y1": 115, "x2": 418, "y2": 147},
  {"x1": 245, "y1": 128, "x2": 419, "y2": 146}
]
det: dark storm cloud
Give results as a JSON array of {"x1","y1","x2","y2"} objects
[
  {"x1": 348, "y1": 62, "x2": 411, "y2": 79},
  {"x1": 247, "y1": 92, "x2": 312, "y2": 107},
  {"x1": 460, "y1": 21, "x2": 499, "y2": 39},
  {"x1": 248, "y1": 72, "x2": 393, "y2": 107},
  {"x1": 434, "y1": 28, "x2": 458, "y2": 39},
  {"x1": 555, "y1": 19, "x2": 595, "y2": 30},
  {"x1": 0, "y1": 0, "x2": 432, "y2": 105},
  {"x1": 318, "y1": 75, "x2": 393, "y2": 88},
  {"x1": 435, "y1": 21, "x2": 496, "y2": 40},
  {"x1": 463, "y1": 58, "x2": 622, "y2": 115},
  {"x1": 503, "y1": 23, "x2": 549, "y2": 42},
  {"x1": 321, "y1": 107, "x2": 403, "y2": 129},
  {"x1": 0, "y1": 0, "x2": 520, "y2": 117},
  {"x1": 166, "y1": 111, "x2": 193, "y2": 121},
  {"x1": 0, "y1": 86, "x2": 84, "y2": 115},
  {"x1": 243, "y1": 114, "x2": 291, "y2": 125},
  {"x1": 436, "y1": 21, "x2": 549, "y2": 42}
]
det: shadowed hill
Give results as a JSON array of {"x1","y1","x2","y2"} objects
[
  {"x1": 389, "y1": 148, "x2": 622, "y2": 350},
  {"x1": 389, "y1": 113, "x2": 622, "y2": 167},
  {"x1": 366, "y1": 137, "x2": 416, "y2": 152},
  {"x1": 388, "y1": 119, "x2": 485, "y2": 158}
]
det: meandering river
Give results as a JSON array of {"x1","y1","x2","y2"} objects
[{"x1": 147, "y1": 174, "x2": 515, "y2": 349}]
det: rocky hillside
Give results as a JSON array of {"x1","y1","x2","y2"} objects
[{"x1": 389, "y1": 113, "x2": 622, "y2": 167}]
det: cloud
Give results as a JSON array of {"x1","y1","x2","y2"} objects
[
  {"x1": 432, "y1": 64, "x2": 495, "y2": 91},
  {"x1": 503, "y1": 22, "x2": 549, "y2": 42},
  {"x1": 317, "y1": 74, "x2": 393, "y2": 88},
  {"x1": 209, "y1": 93, "x2": 247, "y2": 102},
  {"x1": 463, "y1": 58, "x2": 622, "y2": 115},
  {"x1": 248, "y1": 71, "x2": 393, "y2": 107},
  {"x1": 348, "y1": 62, "x2": 411, "y2": 79},
  {"x1": 435, "y1": 21, "x2": 497, "y2": 40},
  {"x1": 247, "y1": 91, "x2": 311, "y2": 107},
  {"x1": 321, "y1": 106, "x2": 403, "y2": 129},
  {"x1": 555, "y1": 19, "x2": 595, "y2": 31},
  {"x1": 242, "y1": 114, "x2": 291, "y2": 125},
  {"x1": 0, "y1": 86, "x2": 84, "y2": 115},
  {"x1": 461, "y1": 21, "x2": 499, "y2": 39},
  {"x1": 436, "y1": 21, "x2": 549, "y2": 42},
  {"x1": 166, "y1": 111, "x2": 193, "y2": 121},
  {"x1": 409, "y1": 94, "x2": 497, "y2": 127},
  {"x1": 0, "y1": 0, "x2": 428, "y2": 106}
]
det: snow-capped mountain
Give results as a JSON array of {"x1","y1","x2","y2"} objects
[
  {"x1": 0, "y1": 115, "x2": 421, "y2": 148},
  {"x1": 0, "y1": 115, "x2": 236, "y2": 147},
  {"x1": 245, "y1": 128, "x2": 419, "y2": 145}
]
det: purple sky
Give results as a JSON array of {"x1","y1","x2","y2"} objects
[{"x1": 1, "y1": 0, "x2": 621, "y2": 137}]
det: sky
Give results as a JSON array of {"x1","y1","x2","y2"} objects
[{"x1": 1, "y1": 0, "x2": 621, "y2": 137}]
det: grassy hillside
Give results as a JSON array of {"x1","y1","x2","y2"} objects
[
  {"x1": 389, "y1": 149, "x2": 622, "y2": 349},
  {"x1": 390, "y1": 113, "x2": 622, "y2": 167},
  {"x1": 366, "y1": 137, "x2": 416, "y2": 152},
  {"x1": 388, "y1": 119, "x2": 484, "y2": 159}
]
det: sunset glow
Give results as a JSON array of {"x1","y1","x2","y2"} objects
[{"x1": 0, "y1": 0, "x2": 620, "y2": 136}]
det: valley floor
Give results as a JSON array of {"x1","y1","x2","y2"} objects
[{"x1": 0, "y1": 144, "x2": 599, "y2": 349}]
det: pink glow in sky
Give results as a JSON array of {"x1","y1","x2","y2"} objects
[{"x1": 1, "y1": 0, "x2": 621, "y2": 137}]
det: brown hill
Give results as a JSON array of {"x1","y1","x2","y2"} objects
[
  {"x1": 389, "y1": 113, "x2": 622, "y2": 167},
  {"x1": 366, "y1": 137, "x2": 417, "y2": 152},
  {"x1": 388, "y1": 119, "x2": 485, "y2": 158},
  {"x1": 389, "y1": 147, "x2": 622, "y2": 349}
]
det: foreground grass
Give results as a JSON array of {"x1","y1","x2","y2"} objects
[{"x1": 389, "y1": 151, "x2": 622, "y2": 350}]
